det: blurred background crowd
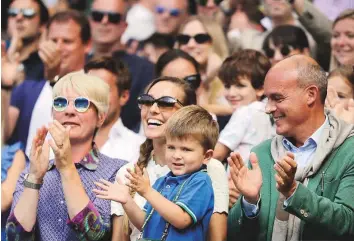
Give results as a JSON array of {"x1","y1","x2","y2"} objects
[{"x1": 1, "y1": 0, "x2": 354, "y2": 240}]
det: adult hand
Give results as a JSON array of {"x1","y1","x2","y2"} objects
[
  {"x1": 1, "y1": 41, "x2": 24, "y2": 86},
  {"x1": 126, "y1": 164, "x2": 151, "y2": 197},
  {"x1": 38, "y1": 32, "x2": 61, "y2": 80},
  {"x1": 48, "y1": 120, "x2": 73, "y2": 172},
  {"x1": 228, "y1": 152, "x2": 262, "y2": 204},
  {"x1": 228, "y1": 176, "x2": 241, "y2": 209},
  {"x1": 326, "y1": 87, "x2": 354, "y2": 124},
  {"x1": 7, "y1": 29, "x2": 23, "y2": 63},
  {"x1": 93, "y1": 178, "x2": 130, "y2": 204},
  {"x1": 29, "y1": 126, "x2": 50, "y2": 182},
  {"x1": 274, "y1": 152, "x2": 297, "y2": 198}
]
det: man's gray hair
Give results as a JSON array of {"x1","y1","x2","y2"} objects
[{"x1": 297, "y1": 62, "x2": 327, "y2": 104}]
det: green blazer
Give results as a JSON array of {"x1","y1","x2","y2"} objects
[{"x1": 227, "y1": 137, "x2": 354, "y2": 241}]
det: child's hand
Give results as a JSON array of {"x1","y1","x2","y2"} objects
[
  {"x1": 93, "y1": 178, "x2": 130, "y2": 204},
  {"x1": 126, "y1": 164, "x2": 151, "y2": 197}
]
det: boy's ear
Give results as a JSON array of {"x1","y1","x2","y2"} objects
[{"x1": 203, "y1": 149, "x2": 214, "y2": 164}]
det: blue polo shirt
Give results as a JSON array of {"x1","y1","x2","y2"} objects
[{"x1": 142, "y1": 166, "x2": 214, "y2": 241}]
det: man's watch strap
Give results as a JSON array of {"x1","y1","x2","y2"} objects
[
  {"x1": 23, "y1": 174, "x2": 43, "y2": 190},
  {"x1": 1, "y1": 83, "x2": 14, "y2": 91}
]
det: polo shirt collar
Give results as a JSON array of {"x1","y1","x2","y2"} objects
[
  {"x1": 164, "y1": 164, "x2": 207, "y2": 184},
  {"x1": 47, "y1": 143, "x2": 100, "y2": 171}
]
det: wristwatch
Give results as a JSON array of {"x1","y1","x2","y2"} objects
[
  {"x1": 1, "y1": 83, "x2": 14, "y2": 91},
  {"x1": 23, "y1": 174, "x2": 43, "y2": 190},
  {"x1": 288, "y1": 0, "x2": 295, "y2": 4}
]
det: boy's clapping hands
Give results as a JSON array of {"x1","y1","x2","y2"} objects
[{"x1": 93, "y1": 164, "x2": 151, "y2": 203}]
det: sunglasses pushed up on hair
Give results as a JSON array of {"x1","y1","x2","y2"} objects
[
  {"x1": 176, "y1": 33, "x2": 212, "y2": 45},
  {"x1": 8, "y1": 8, "x2": 37, "y2": 19},
  {"x1": 264, "y1": 45, "x2": 293, "y2": 59},
  {"x1": 137, "y1": 94, "x2": 183, "y2": 109},
  {"x1": 91, "y1": 10, "x2": 122, "y2": 24},
  {"x1": 53, "y1": 96, "x2": 91, "y2": 113}
]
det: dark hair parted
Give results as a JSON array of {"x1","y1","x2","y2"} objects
[
  {"x1": 263, "y1": 25, "x2": 309, "y2": 52},
  {"x1": 143, "y1": 33, "x2": 175, "y2": 50},
  {"x1": 155, "y1": 49, "x2": 200, "y2": 77},
  {"x1": 47, "y1": 10, "x2": 91, "y2": 44},
  {"x1": 218, "y1": 49, "x2": 271, "y2": 90},
  {"x1": 165, "y1": 105, "x2": 219, "y2": 151},
  {"x1": 328, "y1": 65, "x2": 354, "y2": 98},
  {"x1": 84, "y1": 56, "x2": 131, "y2": 95}
]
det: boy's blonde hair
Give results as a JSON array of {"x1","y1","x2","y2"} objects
[
  {"x1": 165, "y1": 105, "x2": 219, "y2": 151},
  {"x1": 52, "y1": 72, "x2": 110, "y2": 115}
]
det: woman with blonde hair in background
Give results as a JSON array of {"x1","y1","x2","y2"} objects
[{"x1": 176, "y1": 15, "x2": 233, "y2": 116}]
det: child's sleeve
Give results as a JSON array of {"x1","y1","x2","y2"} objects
[{"x1": 175, "y1": 174, "x2": 214, "y2": 225}]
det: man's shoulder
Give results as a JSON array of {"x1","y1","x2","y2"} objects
[{"x1": 113, "y1": 51, "x2": 154, "y2": 68}]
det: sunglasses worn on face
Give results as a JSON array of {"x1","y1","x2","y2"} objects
[
  {"x1": 265, "y1": 45, "x2": 293, "y2": 59},
  {"x1": 196, "y1": 0, "x2": 223, "y2": 6},
  {"x1": 8, "y1": 8, "x2": 36, "y2": 19},
  {"x1": 155, "y1": 6, "x2": 181, "y2": 17},
  {"x1": 177, "y1": 34, "x2": 212, "y2": 45},
  {"x1": 184, "y1": 74, "x2": 202, "y2": 90},
  {"x1": 91, "y1": 10, "x2": 122, "y2": 24},
  {"x1": 53, "y1": 96, "x2": 91, "y2": 113},
  {"x1": 137, "y1": 94, "x2": 183, "y2": 109}
]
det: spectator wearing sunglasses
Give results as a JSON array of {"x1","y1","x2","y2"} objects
[
  {"x1": 89, "y1": 0, "x2": 155, "y2": 134},
  {"x1": 177, "y1": 15, "x2": 230, "y2": 115},
  {"x1": 6, "y1": 72, "x2": 127, "y2": 241},
  {"x1": 110, "y1": 76, "x2": 229, "y2": 241},
  {"x1": 3, "y1": 10, "x2": 92, "y2": 165},
  {"x1": 262, "y1": 25, "x2": 310, "y2": 66},
  {"x1": 5, "y1": 0, "x2": 49, "y2": 81},
  {"x1": 84, "y1": 57, "x2": 145, "y2": 163},
  {"x1": 155, "y1": 0, "x2": 189, "y2": 35}
]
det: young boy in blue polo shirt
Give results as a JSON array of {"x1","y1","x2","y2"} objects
[{"x1": 94, "y1": 105, "x2": 218, "y2": 241}]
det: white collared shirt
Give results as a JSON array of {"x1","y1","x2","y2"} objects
[{"x1": 100, "y1": 118, "x2": 146, "y2": 163}]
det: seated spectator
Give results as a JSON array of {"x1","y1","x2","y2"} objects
[
  {"x1": 327, "y1": 65, "x2": 354, "y2": 103},
  {"x1": 110, "y1": 76, "x2": 228, "y2": 241},
  {"x1": 84, "y1": 57, "x2": 145, "y2": 162},
  {"x1": 214, "y1": 49, "x2": 274, "y2": 163},
  {"x1": 3, "y1": 10, "x2": 92, "y2": 160},
  {"x1": 140, "y1": 33, "x2": 175, "y2": 64},
  {"x1": 176, "y1": 15, "x2": 230, "y2": 115},
  {"x1": 262, "y1": 25, "x2": 310, "y2": 66},
  {"x1": 94, "y1": 105, "x2": 217, "y2": 241},
  {"x1": 89, "y1": 0, "x2": 155, "y2": 133},
  {"x1": 154, "y1": 0, "x2": 189, "y2": 35},
  {"x1": 330, "y1": 9, "x2": 354, "y2": 69},
  {"x1": 6, "y1": 72, "x2": 127, "y2": 241},
  {"x1": 5, "y1": 0, "x2": 49, "y2": 81}
]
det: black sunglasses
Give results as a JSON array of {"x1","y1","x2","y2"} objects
[
  {"x1": 184, "y1": 74, "x2": 201, "y2": 90},
  {"x1": 8, "y1": 8, "x2": 37, "y2": 19},
  {"x1": 264, "y1": 45, "x2": 293, "y2": 59},
  {"x1": 176, "y1": 33, "x2": 212, "y2": 45},
  {"x1": 91, "y1": 10, "x2": 122, "y2": 24},
  {"x1": 137, "y1": 94, "x2": 183, "y2": 109},
  {"x1": 196, "y1": 0, "x2": 223, "y2": 6}
]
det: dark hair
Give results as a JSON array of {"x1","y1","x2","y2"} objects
[
  {"x1": 328, "y1": 65, "x2": 354, "y2": 98},
  {"x1": 155, "y1": 49, "x2": 200, "y2": 77},
  {"x1": 218, "y1": 49, "x2": 271, "y2": 91},
  {"x1": 143, "y1": 33, "x2": 175, "y2": 50},
  {"x1": 263, "y1": 25, "x2": 309, "y2": 52},
  {"x1": 84, "y1": 56, "x2": 131, "y2": 95},
  {"x1": 47, "y1": 10, "x2": 91, "y2": 44}
]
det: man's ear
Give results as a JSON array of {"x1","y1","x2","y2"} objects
[
  {"x1": 306, "y1": 85, "x2": 319, "y2": 106},
  {"x1": 84, "y1": 39, "x2": 93, "y2": 55},
  {"x1": 97, "y1": 112, "x2": 106, "y2": 128},
  {"x1": 119, "y1": 90, "x2": 130, "y2": 107},
  {"x1": 256, "y1": 87, "x2": 264, "y2": 100},
  {"x1": 203, "y1": 149, "x2": 214, "y2": 164}
]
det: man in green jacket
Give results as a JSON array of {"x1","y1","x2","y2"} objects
[{"x1": 227, "y1": 55, "x2": 354, "y2": 241}]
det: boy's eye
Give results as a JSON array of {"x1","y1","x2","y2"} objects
[
  {"x1": 182, "y1": 147, "x2": 192, "y2": 152},
  {"x1": 167, "y1": 145, "x2": 175, "y2": 150}
]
